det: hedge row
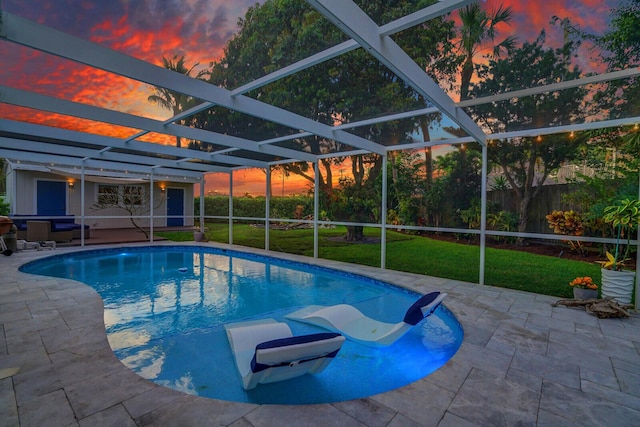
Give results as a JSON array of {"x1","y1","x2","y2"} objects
[{"x1": 196, "y1": 195, "x2": 314, "y2": 219}]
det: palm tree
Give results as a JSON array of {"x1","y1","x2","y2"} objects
[
  {"x1": 458, "y1": 3, "x2": 516, "y2": 101},
  {"x1": 148, "y1": 55, "x2": 206, "y2": 147}
]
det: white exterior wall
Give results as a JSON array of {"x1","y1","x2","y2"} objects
[
  {"x1": 9, "y1": 169, "x2": 195, "y2": 230},
  {"x1": 11, "y1": 169, "x2": 67, "y2": 215}
]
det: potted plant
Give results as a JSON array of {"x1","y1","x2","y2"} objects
[
  {"x1": 598, "y1": 198, "x2": 640, "y2": 304},
  {"x1": 569, "y1": 276, "x2": 598, "y2": 300}
]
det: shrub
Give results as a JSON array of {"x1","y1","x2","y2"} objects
[
  {"x1": 196, "y1": 195, "x2": 314, "y2": 220},
  {"x1": 545, "y1": 210, "x2": 585, "y2": 255}
]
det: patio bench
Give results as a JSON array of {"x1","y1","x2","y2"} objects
[
  {"x1": 11, "y1": 215, "x2": 91, "y2": 239},
  {"x1": 26, "y1": 221, "x2": 73, "y2": 243}
]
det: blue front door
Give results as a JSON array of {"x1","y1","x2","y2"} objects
[
  {"x1": 166, "y1": 188, "x2": 184, "y2": 227},
  {"x1": 37, "y1": 181, "x2": 66, "y2": 215}
]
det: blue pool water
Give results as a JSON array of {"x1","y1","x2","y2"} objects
[{"x1": 21, "y1": 245, "x2": 463, "y2": 404}]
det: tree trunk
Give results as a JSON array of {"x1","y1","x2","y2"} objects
[
  {"x1": 345, "y1": 226, "x2": 364, "y2": 241},
  {"x1": 516, "y1": 194, "x2": 531, "y2": 245},
  {"x1": 351, "y1": 155, "x2": 365, "y2": 186},
  {"x1": 421, "y1": 135, "x2": 433, "y2": 193},
  {"x1": 321, "y1": 158, "x2": 333, "y2": 193},
  {"x1": 129, "y1": 215, "x2": 149, "y2": 239},
  {"x1": 460, "y1": 58, "x2": 474, "y2": 101}
]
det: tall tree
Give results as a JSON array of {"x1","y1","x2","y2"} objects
[
  {"x1": 386, "y1": 150, "x2": 424, "y2": 226},
  {"x1": 434, "y1": 147, "x2": 482, "y2": 223},
  {"x1": 148, "y1": 55, "x2": 207, "y2": 147},
  {"x1": 204, "y1": 0, "x2": 459, "y2": 240},
  {"x1": 553, "y1": 2, "x2": 639, "y2": 239},
  {"x1": 205, "y1": 0, "x2": 345, "y2": 194},
  {"x1": 583, "y1": 0, "x2": 640, "y2": 119},
  {"x1": 458, "y1": 3, "x2": 515, "y2": 101},
  {"x1": 470, "y1": 31, "x2": 587, "y2": 241}
]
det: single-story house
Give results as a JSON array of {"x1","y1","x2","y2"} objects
[{"x1": 3, "y1": 160, "x2": 196, "y2": 238}]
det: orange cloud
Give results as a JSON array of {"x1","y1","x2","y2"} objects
[{"x1": 0, "y1": 104, "x2": 142, "y2": 138}]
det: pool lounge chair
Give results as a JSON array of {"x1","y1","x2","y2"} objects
[
  {"x1": 224, "y1": 318, "x2": 345, "y2": 390},
  {"x1": 285, "y1": 291, "x2": 447, "y2": 347}
]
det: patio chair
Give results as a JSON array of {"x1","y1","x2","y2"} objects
[
  {"x1": 224, "y1": 318, "x2": 345, "y2": 390},
  {"x1": 285, "y1": 291, "x2": 447, "y2": 347}
]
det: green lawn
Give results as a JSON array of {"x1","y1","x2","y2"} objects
[{"x1": 156, "y1": 223, "x2": 602, "y2": 299}]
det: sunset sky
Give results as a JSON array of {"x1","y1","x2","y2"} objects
[{"x1": 0, "y1": 0, "x2": 618, "y2": 195}]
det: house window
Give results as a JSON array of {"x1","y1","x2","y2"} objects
[
  {"x1": 97, "y1": 184, "x2": 119, "y2": 205},
  {"x1": 123, "y1": 185, "x2": 143, "y2": 206},
  {"x1": 97, "y1": 184, "x2": 144, "y2": 205}
]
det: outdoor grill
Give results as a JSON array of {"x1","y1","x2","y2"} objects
[
  {"x1": 0, "y1": 216, "x2": 15, "y2": 256},
  {"x1": 0, "y1": 216, "x2": 13, "y2": 234}
]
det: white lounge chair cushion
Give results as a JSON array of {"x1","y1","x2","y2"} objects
[
  {"x1": 225, "y1": 319, "x2": 345, "y2": 390},
  {"x1": 285, "y1": 291, "x2": 447, "y2": 347}
]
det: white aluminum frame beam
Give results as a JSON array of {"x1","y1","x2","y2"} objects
[
  {"x1": 458, "y1": 68, "x2": 640, "y2": 108},
  {"x1": 0, "y1": 148, "x2": 204, "y2": 180},
  {"x1": 0, "y1": 119, "x2": 262, "y2": 170},
  {"x1": 306, "y1": 0, "x2": 486, "y2": 145},
  {"x1": 0, "y1": 136, "x2": 225, "y2": 174},
  {"x1": 0, "y1": 10, "x2": 386, "y2": 156},
  {"x1": 488, "y1": 116, "x2": 640, "y2": 141},
  {"x1": 0, "y1": 86, "x2": 315, "y2": 163}
]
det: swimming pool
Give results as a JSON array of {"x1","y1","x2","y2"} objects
[{"x1": 21, "y1": 245, "x2": 463, "y2": 404}]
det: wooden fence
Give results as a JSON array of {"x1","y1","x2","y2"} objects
[{"x1": 488, "y1": 183, "x2": 581, "y2": 234}]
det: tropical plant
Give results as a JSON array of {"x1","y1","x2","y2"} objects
[
  {"x1": 487, "y1": 210, "x2": 518, "y2": 243},
  {"x1": 434, "y1": 147, "x2": 482, "y2": 224},
  {"x1": 386, "y1": 150, "x2": 423, "y2": 226},
  {"x1": 0, "y1": 197, "x2": 9, "y2": 216},
  {"x1": 599, "y1": 198, "x2": 640, "y2": 270},
  {"x1": 459, "y1": 202, "x2": 481, "y2": 230},
  {"x1": 457, "y1": 2, "x2": 516, "y2": 100},
  {"x1": 490, "y1": 175, "x2": 510, "y2": 191},
  {"x1": 545, "y1": 210, "x2": 586, "y2": 255},
  {"x1": 457, "y1": 200, "x2": 516, "y2": 243},
  {"x1": 148, "y1": 54, "x2": 207, "y2": 147}
]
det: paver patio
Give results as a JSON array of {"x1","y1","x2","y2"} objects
[{"x1": 1, "y1": 242, "x2": 639, "y2": 426}]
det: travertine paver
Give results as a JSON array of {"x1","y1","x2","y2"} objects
[
  {"x1": 135, "y1": 394, "x2": 256, "y2": 426},
  {"x1": 0, "y1": 377, "x2": 19, "y2": 426},
  {"x1": 448, "y1": 368, "x2": 540, "y2": 426},
  {"x1": 541, "y1": 381, "x2": 640, "y2": 425},
  {"x1": 65, "y1": 367, "x2": 156, "y2": 419},
  {"x1": 487, "y1": 321, "x2": 549, "y2": 355},
  {"x1": 1, "y1": 243, "x2": 640, "y2": 426},
  {"x1": 17, "y1": 389, "x2": 76, "y2": 427},
  {"x1": 13, "y1": 363, "x2": 62, "y2": 405},
  {"x1": 332, "y1": 398, "x2": 397, "y2": 427},
  {"x1": 121, "y1": 385, "x2": 185, "y2": 419},
  {"x1": 372, "y1": 380, "x2": 456, "y2": 427},
  {"x1": 244, "y1": 404, "x2": 365, "y2": 427},
  {"x1": 511, "y1": 349, "x2": 581, "y2": 389},
  {"x1": 78, "y1": 404, "x2": 137, "y2": 427}
]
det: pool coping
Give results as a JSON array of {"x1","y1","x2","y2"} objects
[{"x1": 2, "y1": 242, "x2": 640, "y2": 426}]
